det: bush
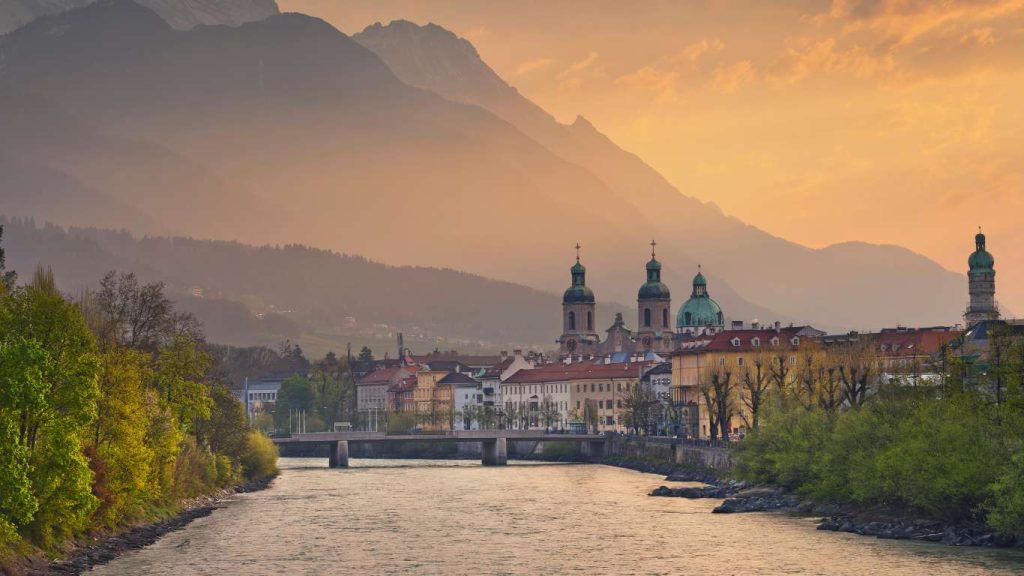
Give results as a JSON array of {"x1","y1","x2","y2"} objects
[
  {"x1": 239, "y1": 431, "x2": 279, "y2": 482},
  {"x1": 988, "y1": 452, "x2": 1024, "y2": 537}
]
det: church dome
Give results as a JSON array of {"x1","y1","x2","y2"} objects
[
  {"x1": 676, "y1": 268, "x2": 723, "y2": 329},
  {"x1": 676, "y1": 294, "x2": 723, "y2": 329},
  {"x1": 564, "y1": 252, "x2": 595, "y2": 304},
  {"x1": 638, "y1": 257, "x2": 671, "y2": 300},
  {"x1": 564, "y1": 284, "x2": 595, "y2": 304}
]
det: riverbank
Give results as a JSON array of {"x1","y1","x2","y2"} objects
[
  {"x1": 1, "y1": 477, "x2": 275, "y2": 576},
  {"x1": 648, "y1": 483, "x2": 1024, "y2": 549}
]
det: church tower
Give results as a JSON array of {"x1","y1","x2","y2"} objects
[
  {"x1": 636, "y1": 241, "x2": 672, "y2": 354},
  {"x1": 558, "y1": 244, "x2": 599, "y2": 358},
  {"x1": 965, "y1": 228, "x2": 998, "y2": 327}
]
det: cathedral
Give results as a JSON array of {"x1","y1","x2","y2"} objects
[{"x1": 557, "y1": 243, "x2": 725, "y2": 359}]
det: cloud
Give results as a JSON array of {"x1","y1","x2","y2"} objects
[
  {"x1": 557, "y1": 52, "x2": 601, "y2": 90},
  {"x1": 672, "y1": 37, "x2": 726, "y2": 66},
  {"x1": 769, "y1": 37, "x2": 895, "y2": 84},
  {"x1": 614, "y1": 66, "x2": 680, "y2": 102},
  {"x1": 710, "y1": 60, "x2": 756, "y2": 92},
  {"x1": 513, "y1": 57, "x2": 554, "y2": 76},
  {"x1": 960, "y1": 26, "x2": 998, "y2": 45},
  {"x1": 827, "y1": 0, "x2": 1024, "y2": 45}
]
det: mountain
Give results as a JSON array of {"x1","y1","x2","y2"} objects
[
  {"x1": 354, "y1": 20, "x2": 968, "y2": 330},
  {"x1": 0, "y1": 0, "x2": 278, "y2": 34},
  {"x1": 1, "y1": 217, "x2": 623, "y2": 351},
  {"x1": 0, "y1": 1, "x2": 965, "y2": 333}
]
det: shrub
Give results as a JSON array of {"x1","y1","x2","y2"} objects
[{"x1": 239, "y1": 431, "x2": 279, "y2": 482}]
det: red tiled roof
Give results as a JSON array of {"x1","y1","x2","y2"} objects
[
  {"x1": 504, "y1": 361, "x2": 653, "y2": 384},
  {"x1": 672, "y1": 328, "x2": 807, "y2": 354},
  {"x1": 358, "y1": 366, "x2": 413, "y2": 385},
  {"x1": 872, "y1": 328, "x2": 962, "y2": 356}
]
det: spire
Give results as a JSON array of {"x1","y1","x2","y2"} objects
[{"x1": 650, "y1": 239, "x2": 656, "y2": 259}]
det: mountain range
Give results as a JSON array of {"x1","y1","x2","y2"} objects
[
  {"x1": 1, "y1": 217, "x2": 599, "y2": 352},
  {"x1": 0, "y1": 0, "x2": 968, "y2": 338}
]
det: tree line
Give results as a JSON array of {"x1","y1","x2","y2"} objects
[
  {"x1": 732, "y1": 327, "x2": 1024, "y2": 538},
  {"x1": 0, "y1": 227, "x2": 278, "y2": 556}
]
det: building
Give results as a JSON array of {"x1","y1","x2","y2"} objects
[
  {"x1": 557, "y1": 246, "x2": 600, "y2": 358},
  {"x1": 635, "y1": 243, "x2": 675, "y2": 355},
  {"x1": 443, "y1": 372, "x2": 483, "y2": 430},
  {"x1": 356, "y1": 366, "x2": 415, "y2": 430},
  {"x1": 500, "y1": 364, "x2": 577, "y2": 430},
  {"x1": 412, "y1": 370, "x2": 454, "y2": 430},
  {"x1": 966, "y1": 229, "x2": 999, "y2": 327},
  {"x1": 671, "y1": 326, "x2": 821, "y2": 439}
]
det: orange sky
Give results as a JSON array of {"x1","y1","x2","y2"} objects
[{"x1": 282, "y1": 0, "x2": 1024, "y2": 315}]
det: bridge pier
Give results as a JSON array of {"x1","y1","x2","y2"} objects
[
  {"x1": 481, "y1": 438, "x2": 507, "y2": 466},
  {"x1": 582, "y1": 440, "x2": 605, "y2": 460},
  {"x1": 328, "y1": 441, "x2": 349, "y2": 468}
]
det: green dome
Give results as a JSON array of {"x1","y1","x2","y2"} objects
[
  {"x1": 571, "y1": 261, "x2": 586, "y2": 275},
  {"x1": 969, "y1": 232, "x2": 995, "y2": 274},
  {"x1": 693, "y1": 272, "x2": 707, "y2": 286},
  {"x1": 969, "y1": 250, "x2": 994, "y2": 272},
  {"x1": 676, "y1": 295, "x2": 723, "y2": 329}
]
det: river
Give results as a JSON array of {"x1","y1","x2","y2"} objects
[{"x1": 91, "y1": 458, "x2": 1024, "y2": 575}]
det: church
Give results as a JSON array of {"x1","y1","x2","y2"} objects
[{"x1": 556, "y1": 243, "x2": 725, "y2": 360}]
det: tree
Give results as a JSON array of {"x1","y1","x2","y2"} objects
[
  {"x1": 582, "y1": 399, "x2": 600, "y2": 435},
  {"x1": 1, "y1": 277, "x2": 101, "y2": 546},
  {"x1": 621, "y1": 382, "x2": 660, "y2": 435},
  {"x1": 275, "y1": 376, "x2": 316, "y2": 432},
  {"x1": 357, "y1": 346, "x2": 374, "y2": 362},
  {"x1": 0, "y1": 225, "x2": 16, "y2": 294},
  {"x1": 739, "y1": 355, "x2": 770, "y2": 429},
  {"x1": 93, "y1": 271, "x2": 199, "y2": 352},
  {"x1": 700, "y1": 365, "x2": 735, "y2": 440},
  {"x1": 835, "y1": 341, "x2": 877, "y2": 407},
  {"x1": 539, "y1": 396, "x2": 561, "y2": 430}
]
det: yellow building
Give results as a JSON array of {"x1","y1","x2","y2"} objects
[
  {"x1": 671, "y1": 326, "x2": 822, "y2": 439},
  {"x1": 412, "y1": 370, "x2": 455, "y2": 430}
]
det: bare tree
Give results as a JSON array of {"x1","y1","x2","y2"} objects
[
  {"x1": 835, "y1": 340, "x2": 877, "y2": 407},
  {"x1": 700, "y1": 365, "x2": 735, "y2": 440},
  {"x1": 93, "y1": 271, "x2": 200, "y2": 352},
  {"x1": 739, "y1": 356, "x2": 770, "y2": 429}
]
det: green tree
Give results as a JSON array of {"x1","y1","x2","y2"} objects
[
  {"x1": 357, "y1": 346, "x2": 374, "y2": 362},
  {"x1": 0, "y1": 225, "x2": 15, "y2": 294}
]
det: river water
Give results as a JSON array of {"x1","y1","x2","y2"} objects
[{"x1": 92, "y1": 458, "x2": 1024, "y2": 575}]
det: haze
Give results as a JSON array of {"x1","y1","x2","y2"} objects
[{"x1": 284, "y1": 0, "x2": 1024, "y2": 314}]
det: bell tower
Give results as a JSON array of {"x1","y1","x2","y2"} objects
[
  {"x1": 558, "y1": 244, "x2": 598, "y2": 358},
  {"x1": 636, "y1": 240, "x2": 672, "y2": 354},
  {"x1": 965, "y1": 228, "x2": 998, "y2": 327}
]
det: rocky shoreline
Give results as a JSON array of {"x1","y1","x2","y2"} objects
[
  {"x1": 649, "y1": 481, "x2": 1023, "y2": 548},
  {"x1": 25, "y1": 477, "x2": 276, "y2": 576}
]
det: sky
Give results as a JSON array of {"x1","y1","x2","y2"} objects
[{"x1": 282, "y1": 0, "x2": 1024, "y2": 315}]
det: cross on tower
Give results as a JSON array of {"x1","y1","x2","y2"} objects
[
  {"x1": 575, "y1": 243, "x2": 581, "y2": 262},
  {"x1": 650, "y1": 240, "x2": 657, "y2": 259}
]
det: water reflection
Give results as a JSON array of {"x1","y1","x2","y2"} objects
[{"x1": 92, "y1": 458, "x2": 1024, "y2": 575}]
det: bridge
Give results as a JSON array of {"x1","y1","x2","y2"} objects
[{"x1": 271, "y1": 430, "x2": 608, "y2": 467}]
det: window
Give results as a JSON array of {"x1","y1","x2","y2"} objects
[
  {"x1": 617, "y1": 383, "x2": 622, "y2": 392},
  {"x1": 568, "y1": 311, "x2": 576, "y2": 331},
  {"x1": 789, "y1": 356, "x2": 797, "y2": 365},
  {"x1": 644, "y1": 307, "x2": 651, "y2": 327},
  {"x1": 606, "y1": 416, "x2": 614, "y2": 425},
  {"x1": 770, "y1": 337, "x2": 780, "y2": 346},
  {"x1": 791, "y1": 337, "x2": 800, "y2": 346},
  {"x1": 685, "y1": 312, "x2": 692, "y2": 325},
  {"x1": 598, "y1": 400, "x2": 604, "y2": 409},
  {"x1": 587, "y1": 311, "x2": 593, "y2": 331},
  {"x1": 751, "y1": 337, "x2": 760, "y2": 347},
  {"x1": 662, "y1": 308, "x2": 669, "y2": 328},
  {"x1": 719, "y1": 358, "x2": 726, "y2": 366},
  {"x1": 576, "y1": 384, "x2": 580, "y2": 393},
  {"x1": 576, "y1": 401, "x2": 580, "y2": 409},
  {"x1": 738, "y1": 357, "x2": 744, "y2": 366},
  {"x1": 599, "y1": 384, "x2": 604, "y2": 392},
  {"x1": 617, "y1": 400, "x2": 622, "y2": 409},
  {"x1": 591, "y1": 384, "x2": 595, "y2": 393}
]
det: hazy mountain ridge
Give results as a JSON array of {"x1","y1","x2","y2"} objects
[
  {"x1": 0, "y1": 1, "x2": 965, "y2": 333},
  {"x1": 0, "y1": 0, "x2": 785, "y2": 326},
  {"x1": 0, "y1": 0, "x2": 278, "y2": 34},
  {"x1": 354, "y1": 19, "x2": 967, "y2": 330},
  {"x1": 2, "y1": 217, "x2": 624, "y2": 349}
]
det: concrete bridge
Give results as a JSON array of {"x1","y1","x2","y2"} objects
[{"x1": 271, "y1": 430, "x2": 608, "y2": 467}]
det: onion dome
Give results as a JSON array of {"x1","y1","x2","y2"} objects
[
  {"x1": 564, "y1": 245, "x2": 595, "y2": 304},
  {"x1": 968, "y1": 231, "x2": 994, "y2": 274},
  {"x1": 638, "y1": 257, "x2": 671, "y2": 300}
]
